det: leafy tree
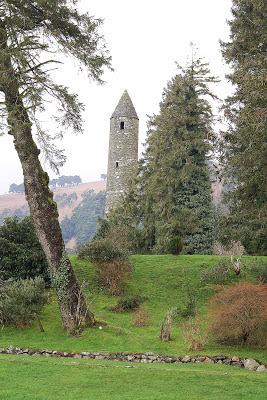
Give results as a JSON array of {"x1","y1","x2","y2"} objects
[
  {"x1": 0, "y1": 0, "x2": 111, "y2": 330},
  {"x1": 0, "y1": 216, "x2": 50, "y2": 284},
  {"x1": 49, "y1": 175, "x2": 82, "y2": 187},
  {"x1": 219, "y1": 0, "x2": 266, "y2": 254},
  {"x1": 9, "y1": 183, "x2": 25, "y2": 194},
  {"x1": 110, "y1": 57, "x2": 217, "y2": 254}
]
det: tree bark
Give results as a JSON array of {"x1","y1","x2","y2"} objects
[{"x1": 0, "y1": 23, "x2": 94, "y2": 331}]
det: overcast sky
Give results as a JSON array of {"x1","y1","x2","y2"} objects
[{"x1": 0, "y1": 0, "x2": 233, "y2": 194}]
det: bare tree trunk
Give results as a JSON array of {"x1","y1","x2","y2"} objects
[{"x1": 0, "y1": 25, "x2": 94, "y2": 331}]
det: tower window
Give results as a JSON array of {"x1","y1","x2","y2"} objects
[
  {"x1": 116, "y1": 161, "x2": 119, "y2": 168},
  {"x1": 120, "y1": 121, "x2": 125, "y2": 130}
]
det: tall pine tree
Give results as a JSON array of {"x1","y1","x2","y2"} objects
[
  {"x1": 220, "y1": 0, "x2": 266, "y2": 254},
  {"x1": 109, "y1": 58, "x2": 218, "y2": 254}
]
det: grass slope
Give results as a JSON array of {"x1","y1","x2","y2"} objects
[{"x1": 0, "y1": 255, "x2": 266, "y2": 363}]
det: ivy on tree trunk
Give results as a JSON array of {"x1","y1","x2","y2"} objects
[{"x1": 0, "y1": 1, "x2": 112, "y2": 330}]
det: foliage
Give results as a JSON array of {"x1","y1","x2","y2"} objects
[
  {"x1": 78, "y1": 237, "x2": 129, "y2": 264},
  {"x1": 61, "y1": 190, "x2": 106, "y2": 247},
  {"x1": 109, "y1": 56, "x2": 217, "y2": 254},
  {"x1": 9, "y1": 183, "x2": 25, "y2": 194},
  {"x1": 175, "y1": 272, "x2": 197, "y2": 317},
  {"x1": 0, "y1": 277, "x2": 49, "y2": 328},
  {"x1": 208, "y1": 281, "x2": 267, "y2": 346},
  {"x1": 201, "y1": 256, "x2": 249, "y2": 285},
  {"x1": 213, "y1": 241, "x2": 245, "y2": 256},
  {"x1": 0, "y1": 0, "x2": 112, "y2": 166},
  {"x1": 49, "y1": 175, "x2": 82, "y2": 187},
  {"x1": 256, "y1": 264, "x2": 267, "y2": 284},
  {"x1": 54, "y1": 192, "x2": 78, "y2": 208},
  {"x1": 200, "y1": 258, "x2": 229, "y2": 285},
  {"x1": 181, "y1": 313, "x2": 207, "y2": 351},
  {"x1": 109, "y1": 293, "x2": 147, "y2": 313},
  {"x1": 0, "y1": 216, "x2": 50, "y2": 284},
  {"x1": 169, "y1": 236, "x2": 183, "y2": 255},
  {"x1": 92, "y1": 216, "x2": 141, "y2": 253},
  {"x1": 0, "y1": 206, "x2": 30, "y2": 227},
  {"x1": 0, "y1": 0, "x2": 112, "y2": 329},
  {"x1": 78, "y1": 238, "x2": 133, "y2": 294},
  {"x1": 219, "y1": 0, "x2": 267, "y2": 255}
]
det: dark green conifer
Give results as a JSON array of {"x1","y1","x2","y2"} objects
[
  {"x1": 110, "y1": 57, "x2": 218, "y2": 254},
  {"x1": 219, "y1": 0, "x2": 266, "y2": 254}
]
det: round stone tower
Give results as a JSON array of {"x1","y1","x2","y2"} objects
[{"x1": 105, "y1": 90, "x2": 139, "y2": 213}]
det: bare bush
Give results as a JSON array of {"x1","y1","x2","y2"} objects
[
  {"x1": 181, "y1": 313, "x2": 207, "y2": 351},
  {"x1": 213, "y1": 241, "x2": 244, "y2": 256},
  {"x1": 159, "y1": 308, "x2": 176, "y2": 341},
  {"x1": 132, "y1": 307, "x2": 152, "y2": 327}
]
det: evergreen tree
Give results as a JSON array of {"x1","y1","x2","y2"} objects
[
  {"x1": 220, "y1": 0, "x2": 266, "y2": 254},
  {"x1": 0, "y1": 0, "x2": 111, "y2": 330},
  {"x1": 110, "y1": 58, "x2": 218, "y2": 254}
]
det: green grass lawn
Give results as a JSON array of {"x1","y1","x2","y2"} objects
[
  {"x1": 0, "y1": 354, "x2": 266, "y2": 400},
  {"x1": 0, "y1": 255, "x2": 266, "y2": 399},
  {"x1": 0, "y1": 255, "x2": 266, "y2": 361}
]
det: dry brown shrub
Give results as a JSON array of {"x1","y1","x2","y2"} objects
[
  {"x1": 181, "y1": 313, "x2": 208, "y2": 351},
  {"x1": 208, "y1": 281, "x2": 267, "y2": 346},
  {"x1": 159, "y1": 308, "x2": 176, "y2": 342},
  {"x1": 97, "y1": 261, "x2": 133, "y2": 295},
  {"x1": 132, "y1": 307, "x2": 152, "y2": 327}
]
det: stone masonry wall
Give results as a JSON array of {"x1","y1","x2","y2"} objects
[{"x1": 1, "y1": 346, "x2": 266, "y2": 372}]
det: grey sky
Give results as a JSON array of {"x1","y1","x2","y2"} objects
[{"x1": 0, "y1": 0, "x2": 233, "y2": 194}]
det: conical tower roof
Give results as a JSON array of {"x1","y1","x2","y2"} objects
[{"x1": 111, "y1": 90, "x2": 138, "y2": 119}]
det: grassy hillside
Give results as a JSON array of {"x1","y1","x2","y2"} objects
[
  {"x1": 0, "y1": 255, "x2": 266, "y2": 399},
  {"x1": 0, "y1": 255, "x2": 266, "y2": 363}
]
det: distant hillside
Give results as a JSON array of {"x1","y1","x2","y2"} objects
[
  {"x1": 0, "y1": 177, "x2": 224, "y2": 251},
  {"x1": 0, "y1": 180, "x2": 106, "y2": 219},
  {"x1": 0, "y1": 180, "x2": 106, "y2": 252}
]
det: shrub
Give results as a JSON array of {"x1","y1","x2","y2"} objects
[
  {"x1": 254, "y1": 261, "x2": 267, "y2": 284},
  {"x1": 0, "y1": 216, "x2": 50, "y2": 285},
  {"x1": 110, "y1": 293, "x2": 147, "y2": 313},
  {"x1": 169, "y1": 236, "x2": 183, "y2": 255},
  {"x1": 200, "y1": 259, "x2": 229, "y2": 285},
  {"x1": 176, "y1": 273, "x2": 197, "y2": 317},
  {"x1": 208, "y1": 281, "x2": 267, "y2": 346},
  {"x1": 181, "y1": 313, "x2": 208, "y2": 351},
  {"x1": 201, "y1": 256, "x2": 248, "y2": 285},
  {"x1": 213, "y1": 240, "x2": 244, "y2": 256},
  {"x1": 132, "y1": 307, "x2": 152, "y2": 327},
  {"x1": 159, "y1": 307, "x2": 177, "y2": 342},
  {"x1": 0, "y1": 277, "x2": 50, "y2": 328},
  {"x1": 78, "y1": 238, "x2": 129, "y2": 264},
  {"x1": 78, "y1": 238, "x2": 133, "y2": 295}
]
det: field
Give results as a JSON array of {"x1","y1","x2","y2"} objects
[{"x1": 0, "y1": 255, "x2": 266, "y2": 399}]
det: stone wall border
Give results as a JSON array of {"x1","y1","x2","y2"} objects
[{"x1": 0, "y1": 346, "x2": 266, "y2": 372}]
